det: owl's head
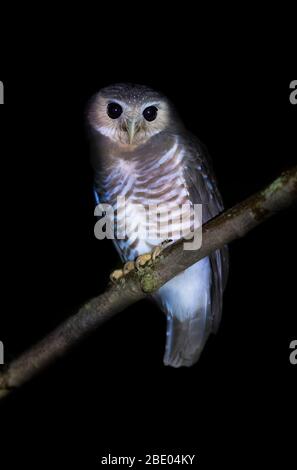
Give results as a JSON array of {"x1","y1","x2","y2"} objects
[{"x1": 87, "y1": 83, "x2": 173, "y2": 146}]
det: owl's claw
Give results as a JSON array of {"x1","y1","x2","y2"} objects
[
  {"x1": 135, "y1": 240, "x2": 173, "y2": 270},
  {"x1": 110, "y1": 269, "x2": 124, "y2": 283},
  {"x1": 134, "y1": 248, "x2": 161, "y2": 270},
  {"x1": 152, "y1": 239, "x2": 173, "y2": 261},
  {"x1": 110, "y1": 261, "x2": 135, "y2": 284},
  {"x1": 110, "y1": 240, "x2": 173, "y2": 283},
  {"x1": 123, "y1": 260, "x2": 135, "y2": 275},
  {"x1": 135, "y1": 253, "x2": 152, "y2": 270},
  {"x1": 152, "y1": 245, "x2": 163, "y2": 261}
]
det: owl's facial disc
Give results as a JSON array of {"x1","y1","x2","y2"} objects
[{"x1": 88, "y1": 86, "x2": 170, "y2": 146}]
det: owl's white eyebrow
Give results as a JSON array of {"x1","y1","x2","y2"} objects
[
  {"x1": 106, "y1": 99, "x2": 127, "y2": 108},
  {"x1": 141, "y1": 101, "x2": 161, "y2": 110}
]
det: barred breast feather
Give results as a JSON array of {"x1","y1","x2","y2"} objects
[{"x1": 97, "y1": 138, "x2": 195, "y2": 261}]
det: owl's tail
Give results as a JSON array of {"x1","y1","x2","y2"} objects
[
  {"x1": 155, "y1": 248, "x2": 227, "y2": 368},
  {"x1": 163, "y1": 307, "x2": 212, "y2": 368},
  {"x1": 153, "y1": 257, "x2": 216, "y2": 368}
]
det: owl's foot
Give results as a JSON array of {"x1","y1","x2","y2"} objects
[
  {"x1": 135, "y1": 239, "x2": 173, "y2": 270},
  {"x1": 110, "y1": 269, "x2": 124, "y2": 283},
  {"x1": 110, "y1": 260, "x2": 135, "y2": 284},
  {"x1": 110, "y1": 254, "x2": 151, "y2": 283},
  {"x1": 152, "y1": 239, "x2": 173, "y2": 260},
  {"x1": 110, "y1": 240, "x2": 172, "y2": 284},
  {"x1": 135, "y1": 253, "x2": 152, "y2": 270},
  {"x1": 123, "y1": 260, "x2": 135, "y2": 275}
]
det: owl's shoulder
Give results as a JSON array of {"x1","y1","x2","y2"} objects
[
  {"x1": 178, "y1": 131, "x2": 212, "y2": 167},
  {"x1": 178, "y1": 131, "x2": 224, "y2": 213}
]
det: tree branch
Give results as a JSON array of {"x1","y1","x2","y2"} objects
[{"x1": 0, "y1": 167, "x2": 296, "y2": 399}]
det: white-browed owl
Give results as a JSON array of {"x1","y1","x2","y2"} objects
[{"x1": 87, "y1": 83, "x2": 228, "y2": 368}]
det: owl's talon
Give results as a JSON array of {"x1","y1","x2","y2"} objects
[
  {"x1": 152, "y1": 246, "x2": 162, "y2": 261},
  {"x1": 110, "y1": 269, "x2": 124, "y2": 283},
  {"x1": 111, "y1": 240, "x2": 173, "y2": 281},
  {"x1": 135, "y1": 253, "x2": 152, "y2": 270},
  {"x1": 152, "y1": 239, "x2": 173, "y2": 261},
  {"x1": 123, "y1": 260, "x2": 135, "y2": 275}
]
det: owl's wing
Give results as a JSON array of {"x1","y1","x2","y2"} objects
[
  {"x1": 182, "y1": 134, "x2": 229, "y2": 331},
  {"x1": 156, "y1": 135, "x2": 229, "y2": 367}
]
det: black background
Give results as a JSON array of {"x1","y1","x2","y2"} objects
[{"x1": 0, "y1": 12, "x2": 296, "y2": 468}]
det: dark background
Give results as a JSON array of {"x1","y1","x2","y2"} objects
[{"x1": 0, "y1": 15, "x2": 296, "y2": 468}]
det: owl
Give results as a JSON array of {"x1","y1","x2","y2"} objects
[{"x1": 87, "y1": 83, "x2": 228, "y2": 368}]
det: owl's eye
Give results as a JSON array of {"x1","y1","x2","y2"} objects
[
  {"x1": 143, "y1": 106, "x2": 158, "y2": 122},
  {"x1": 107, "y1": 102, "x2": 123, "y2": 119}
]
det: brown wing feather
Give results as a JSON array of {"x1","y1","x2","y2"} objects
[{"x1": 182, "y1": 134, "x2": 229, "y2": 332}]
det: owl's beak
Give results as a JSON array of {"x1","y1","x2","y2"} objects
[{"x1": 126, "y1": 118, "x2": 138, "y2": 144}]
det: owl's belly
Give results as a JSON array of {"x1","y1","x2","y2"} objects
[{"x1": 118, "y1": 193, "x2": 196, "y2": 260}]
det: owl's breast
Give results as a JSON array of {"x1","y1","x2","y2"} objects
[{"x1": 98, "y1": 139, "x2": 196, "y2": 260}]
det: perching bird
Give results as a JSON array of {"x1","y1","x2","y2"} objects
[{"x1": 87, "y1": 83, "x2": 228, "y2": 368}]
